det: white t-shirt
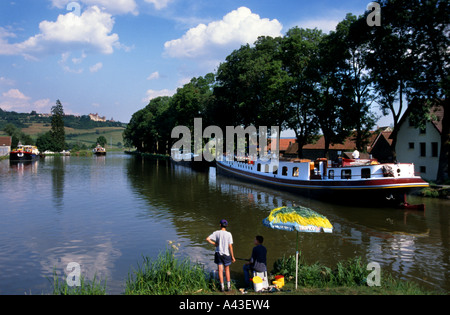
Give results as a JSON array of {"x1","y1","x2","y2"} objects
[{"x1": 208, "y1": 230, "x2": 233, "y2": 256}]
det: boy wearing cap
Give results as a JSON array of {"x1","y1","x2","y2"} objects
[{"x1": 206, "y1": 219, "x2": 236, "y2": 291}]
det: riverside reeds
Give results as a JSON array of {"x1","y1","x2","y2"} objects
[
  {"x1": 51, "y1": 271, "x2": 107, "y2": 295},
  {"x1": 125, "y1": 242, "x2": 212, "y2": 295},
  {"x1": 272, "y1": 254, "x2": 374, "y2": 288}
]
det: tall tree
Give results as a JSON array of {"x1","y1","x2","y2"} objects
[
  {"x1": 364, "y1": 2, "x2": 415, "y2": 160},
  {"x1": 281, "y1": 27, "x2": 324, "y2": 158},
  {"x1": 50, "y1": 100, "x2": 66, "y2": 152},
  {"x1": 215, "y1": 37, "x2": 288, "y2": 129},
  {"x1": 314, "y1": 30, "x2": 354, "y2": 158},
  {"x1": 336, "y1": 14, "x2": 377, "y2": 152},
  {"x1": 375, "y1": 0, "x2": 449, "y2": 181}
]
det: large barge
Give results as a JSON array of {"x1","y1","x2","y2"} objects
[{"x1": 216, "y1": 157, "x2": 429, "y2": 206}]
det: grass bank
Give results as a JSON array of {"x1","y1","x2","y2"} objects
[
  {"x1": 124, "y1": 151, "x2": 171, "y2": 160},
  {"x1": 419, "y1": 185, "x2": 450, "y2": 199},
  {"x1": 50, "y1": 245, "x2": 443, "y2": 295}
]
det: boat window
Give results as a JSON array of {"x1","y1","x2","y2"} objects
[
  {"x1": 257, "y1": 163, "x2": 261, "y2": 172},
  {"x1": 328, "y1": 170, "x2": 334, "y2": 179},
  {"x1": 361, "y1": 168, "x2": 371, "y2": 179},
  {"x1": 292, "y1": 167, "x2": 299, "y2": 177},
  {"x1": 282, "y1": 166, "x2": 288, "y2": 176},
  {"x1": 272, "y1": 165, "x2": 278, "y2": 175},
  {"x1": 341, "y1": 169, "x2": 351, "y2": 179},
  {"x1": 265, "y1": 164, "x2": 269, "y2": 173}
]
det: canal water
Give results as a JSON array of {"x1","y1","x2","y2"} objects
[{"x1": 0, "y1": 152, "x2": 448, "y2": 294}]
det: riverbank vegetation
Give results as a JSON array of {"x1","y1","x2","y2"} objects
[
  {"x1": 50, "y1": 246, "x2": 442, "y2": 295},
  {"x1": 124, "y1": 0, "x2": 449, "y2": 183},
  {"x1": 419, "y1": 183, "x2": 450, "y2": 199}
]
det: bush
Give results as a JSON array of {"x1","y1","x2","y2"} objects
[
  {"x1": 272, "y1": 255, "x2": 370, "y2": 288},
  {"x1": 271, "y1": 254, "x2": 298, "y2": 281}
]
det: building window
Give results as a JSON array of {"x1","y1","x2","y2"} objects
[
  {"x1": 432, "y1": 142, "x2": 438, "y2": 157},
  {"x1": 419, "y1": 126, "x2": 426, "y2": 134},
  {"x1": 420, "y1": 143, "x2": 426, "y2": 157},
  {"x1": 361, "y1": 168, "x2": 371, "y2": 179},
  {"x1": 420, "y1": 166, "x2": 426, "y2": 174},
  {"x1": 408, "y1": 142, "x2": 415, "y2": 149}
]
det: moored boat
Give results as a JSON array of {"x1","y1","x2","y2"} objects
[
  {"x1": 9, "y1": 144, "x2": 40, "y2": 162},
  {"x1": 93, "y1": 145, "x2": 106, "y2": 156},
  {"x1": 216, "y1": 156, "x2": 429, "y2": 206}
]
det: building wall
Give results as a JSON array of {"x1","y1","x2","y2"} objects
[
  {"x1": 396, "y1": 118, "x2": 440, "y2": 181},
  {"x1": 0, "y1": 146, "x2": 10, "y2": 156}
]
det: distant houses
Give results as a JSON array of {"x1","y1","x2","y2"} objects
[
  {"x1": 0, "y1": 136, "x2": 12, "y2": 156},
  {"x1": 282, "y1": 128, "x2": 393, "y2": 163},
  {"x1": 395, "y1": 101, "x2": 445, "y2": 181},
  {"x1": 89, "y1": 113, "x2": 107, "y2": 122}
]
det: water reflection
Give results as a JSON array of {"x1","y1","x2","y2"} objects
[{"x1": 126, "y1": 159, "x2": 449, "y2": 292}]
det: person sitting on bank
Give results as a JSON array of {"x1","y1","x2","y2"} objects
[{"x1": 243, "y1": 235, "x2": 267, "y2": 288}]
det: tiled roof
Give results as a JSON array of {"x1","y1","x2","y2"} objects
[{"x1": 0, "y1": 136, "x2": 12, "y2": 146}]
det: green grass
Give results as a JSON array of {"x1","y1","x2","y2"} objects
[
  {"x1": 125, "y1": 242, "x2": 213, "y2": 295},
  {"x1": 16, "y1": 122, "x2": 126, "y2": 150},
  {"x1": 269, "y1": 254, "x2": 441, "y2": 295},
  {"x1": 50, "y1": 271, "x2": 107, "y2": 295},
  {"x1": 65, "y1": 127, "x2": 125, "y2": 149}
]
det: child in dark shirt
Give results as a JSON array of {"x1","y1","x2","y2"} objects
[{"x1": 243, "y1": 235, "x2": 267, "y2": 288}]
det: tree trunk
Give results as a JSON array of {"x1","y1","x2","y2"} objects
[{"x1": 436, "y1": 100, "x2": 449, "y2": 183}]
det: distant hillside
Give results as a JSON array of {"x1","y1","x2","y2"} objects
[{"x1": 0, "y1": 108, "x2": 126, "y2": 130}]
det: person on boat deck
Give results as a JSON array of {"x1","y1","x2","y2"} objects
[
  {"x1": 206, "y1": 219, "x2": 236, "y2": 292},
  {"x1": 243, "y1": 235, "x2": 267, "y2": 288},
  {"x1": 352, "y1": 150, "x2": 360, "y2": 159}
]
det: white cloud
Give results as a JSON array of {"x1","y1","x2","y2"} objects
[
  {"x1": 0, "y1": 6, "x2": 120, "y2": 58},
  {"x1": 89, "y1": 62, "x2": 103, "y2": 72},
  {"x1": 2, "y1": 89, "x2": 30, "y2": 101},
  {"x1": 58, "y1": 52, "x2": 84, "y2": 73},
  {"x1": 0, "y1": 89, "x2": 31, "y2": 111},
  {"x1": 143, "y1": 88, "x2": 176, "y2": 103},
  {"x1": 293, "y1": 9, "x2": 351, "y2": 34},
  {"x1": 147, "y1": 71, "x2": 160, "y2": 80},
  {"x1": 0, "y1": 90, "x2": 52, "y2": 113},
  {"x1": 144, "y1": 0, "x2": 173, "y2": 10},
  {"x1": 0, "y1": 77, "x2": 15, "y2": 86},
  {"x1": 164, "y1": 6, "x2": 283, "y2": 59},
  {"x1": 297, "y1": 18, "x2": 340, "y2": 34},
  {"x1": 33, "y1": 98, "x2": 52, "y2": 111},
  {"x1": 50, "y1": 0, "x2": 138, "y2": 15}
]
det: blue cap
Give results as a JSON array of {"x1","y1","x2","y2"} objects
[{"x1": 220, "y1": 219, "x2": 228, "y2": 227}]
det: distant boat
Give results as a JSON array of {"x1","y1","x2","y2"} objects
[
  {"x1": 10, "y1": 144, "x2": 40, "y2": 161},
  {"x1": 93, "y1": 145, "x2": 106, "y2": 156}
]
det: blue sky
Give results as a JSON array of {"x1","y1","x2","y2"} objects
[{"x1": 0, "y1": 0, "x2": 378, "y2": 125}]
